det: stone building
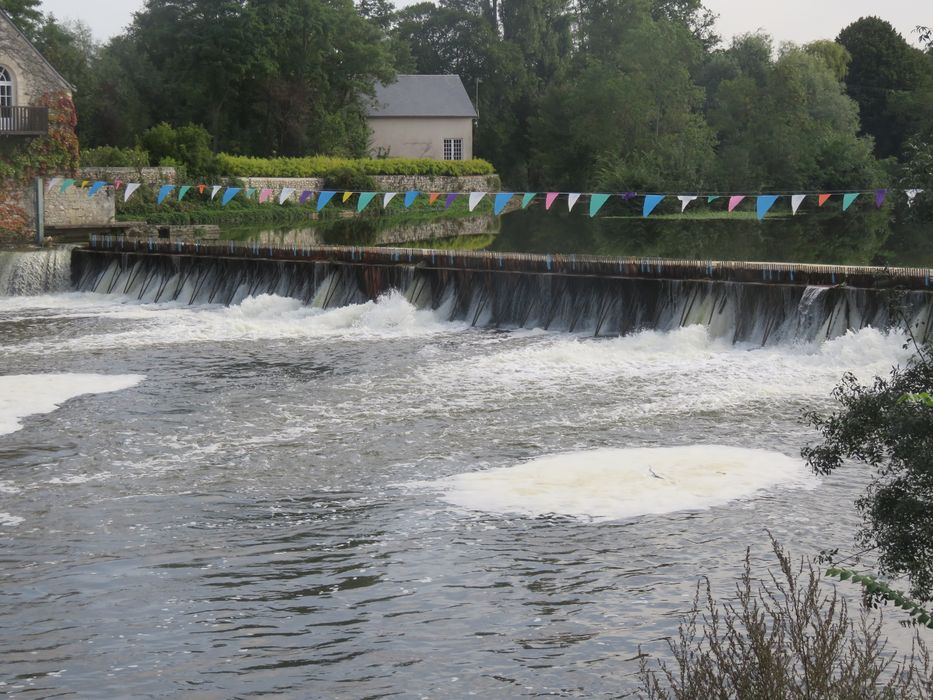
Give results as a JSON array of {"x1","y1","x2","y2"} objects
[
  {"x1": 0, "y1": 7, "x2": 73, "y2": 137},
  {"x1": 366, "y1": 75, "x2": 478, "y2": 161}
]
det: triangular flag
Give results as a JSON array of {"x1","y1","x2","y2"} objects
[
  {"x1": 279, "y1": 188, "x2": 295, "y2": 204},
  {"x1": 906, "y1": 189, "x2": 923, "y2": 207},
  {"x1": 521, "y1": 193, "x2": 536, "y2": 209},
  {"x1": 445, "y1": 193, "x2": 458, "y2": 209},
  {"x1": 178, "y1": 185, "x2": 191, "y2": 202},
  {"x1": 545, "y1": 192, "x2": 559, "y2": 210},
  {"x1": 357, "y1": 192, "x2": 377, "y2": 212},
  {"x1": 428, "y1": 192, "x2": 440, "y2": 205},
  {"x1": 875, "y1": 189, "x2": 887, "y2": 208},
  {"x1": 728, "y1": 195, "x2": 745, "y2": 212},
  {"x1": 342, "y1": 191, "x2": 352, "y2": 203},
  {"x1": 818, "y1": 194, "x2": 831, "y2": 207},
  {"x1": 317, "y1": 191, "x2": 336, "y2": 211},
  {"x1": 299, "y1": 190, "x2": 313, "y2": 205},
  {"x1": 756, "y1": 195, "x2": 779, "y2": 220},
  {"x1": 221, "y1": 187, "x2": 241, "y2": 206},
  {"x1": 622, "y1": 191, "x2": 637, "y2": 201},
  {"x1": 567, "y1": 193, "x2": 581, "y2": 212},
  {"x1": 60, "y1": 179, "x2": 75, "y2": 193},
  {"x1": 114, "y1": 179, "x2": 123, "y2": 191},
  {"x1": 259, "y1": 188, "x2": 274, "y2": 204},
  {"x1": 589, "y1": 194, "x2": 610, "y2": 218},
  {"x1": 791, "y1": 194, "x2": 806, "y2": 215},
  {"x1": 124, "y1": 183, "x2": 141, "y2": 202},
  {"x1": 678, "y1": 195, "x2": 698, "y2": 212},
  {"x1": 383, "y1": 192, "x2": 397, "y2": 207},
  {"x1": 493, "y1": 192, "x2": 513, "y2": 215},
  {"x1": 404, "y1": 191, "x2": 419, "y2": 208},
  {"x1": 468, "y1": 192, "x2": 486, "y2": 211},
  {"x1": 244, "y1": 187, "x2": 256, "y2": 200},
  {"x1": 198, "y1": 184, "x2": 206, "y2": 195},
  {"x1": 643, "y1": 194, "x2": 664, "y2": 217},
  {"x1": 46, "y1": 176, "x2": 62, "y2": 192},
  {"x1": 80, "y1": 180, "x2": 89, "y2": 188},
  {"x1": 211, "y1": 185, "x2": 222, "y2": 201},
  {"x1": 87, "y1": 181, "x2": 106, "y2": 197},
  {"x1": 157, "y1": 185, "x2": 175, "y2": 205},
  {"x1": 842, "y1": 193, "x2": 859, "y2": 211},
  {"x1": 707, "y1": 195, "x2": 720, "y2": 203}
]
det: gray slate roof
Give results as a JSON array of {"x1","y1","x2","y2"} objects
[{"x1": 367, "y1": 75, "x2": 477, "y2": 119}]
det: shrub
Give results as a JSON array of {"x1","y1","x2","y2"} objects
[
  {"x1": 140, "y1": 123, "x2": 221, "y2": 179},
  {"x1": 81, "y1": 146, "x2": 150, "y2": 168},
  {"x1": 323, "y1": 166, "x2": 376, "y2": 192},
  {"x1": 638, "y1": 538, "x2": 933, "y2": 699},
  {"x1": 216, "y1": 154, "x2": 496, "y2": 178}
]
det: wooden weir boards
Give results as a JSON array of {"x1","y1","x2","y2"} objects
[{"x1": 82, "y1": 236, "x2": 933, "y2": 291}]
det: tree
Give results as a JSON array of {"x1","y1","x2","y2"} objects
[
  {"x1": 803, "y1": 342, "x2": 933, "y2": 602},
  {"x1": 0, "y1": 0, "x2": 43, "y2": 40}
]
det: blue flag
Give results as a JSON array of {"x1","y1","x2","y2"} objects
[
  {"x1": 494, "y1": 193, "x2": 513, "y2": 215},
  {"x1": 643, "y1": 194, "x2": 665, "y2": 217},
  {"x1": 404, "y1": 191, "x2": 419, "y2": 208},
  {"x1": 317, "y1": 191, "x2": 336, "y2": 211},
  {"x1": 756, "y1": 195, "x2": 779, "y2": 220},
  {"x1": 157, "y1": 185, "x2": 175, "y2": 205},
  {"x1": 221, "y1": 187, "x2": 241, "y2": 206}
]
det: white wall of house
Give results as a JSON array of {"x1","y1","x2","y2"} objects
[{"x1": 368, "y1": 117, "x2": 474, "y2": 160}]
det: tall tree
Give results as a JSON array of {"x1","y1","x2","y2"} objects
[{"x1": 0, "y1": 0, "x2": 43, "y2": 40}]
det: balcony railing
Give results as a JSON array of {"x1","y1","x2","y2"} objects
[{"x1": 0, "y1": 106, "x2": 49, "y2": 136}]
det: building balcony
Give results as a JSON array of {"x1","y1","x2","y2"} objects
[{"x1": 0, "y1": 106, "x2": 49, "y2": 136}]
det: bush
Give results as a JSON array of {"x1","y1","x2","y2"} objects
[
  {"x1": 216, "y1": 154, "x2": 496, "y2": 178},
  {"x1": 323, "y1": 166, "x2": 376, "y2": 191},
  {"x1": 81, "y1": 146, "x2": 150, "y2": 168},
  {"x1": 638, "y1": 538, "x2": 933, "y2": 699},
  {"x1": 140, "y1": 123, "x2": 221, "y2": 179}
]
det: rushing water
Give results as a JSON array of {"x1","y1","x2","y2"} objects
[{"x1": 0, "y1": 249, "x2": 921, "y2": 698}]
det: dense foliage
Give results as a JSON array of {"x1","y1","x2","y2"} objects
[
  {"x1": 803, "y1": 343, "x2": 933, "y2": 601},
  {"x1": 217, "y1": 154, "x2": 496, "y2": 178}
]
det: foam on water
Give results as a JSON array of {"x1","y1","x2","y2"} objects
[
  {"x1": 0, "y1": 513, "x2": 24, "y2": 527},
  {"x1": 0, "y1": 374, "x2": 145, "y2": 437},
  {"x1": 435, "y1": 445, "x2": 817, "y2": 521}
]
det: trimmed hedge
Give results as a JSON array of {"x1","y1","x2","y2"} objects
[
  {"x1": 217, "y1": 154, "x2": 496, "y2": 178},
  {"x1": 81, "y1": 146, "x2": 151, "y2": 168}
]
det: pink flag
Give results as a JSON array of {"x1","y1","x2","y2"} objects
[
  {"x1": 545, "y1": 192, "x2": 559, "y2": 210},
  {"x1": 259, "y1": 188, "x2": 274, "y2": 204},
  {"x1": 728, "y1": 196, "x2": 745, "y2": 212}
]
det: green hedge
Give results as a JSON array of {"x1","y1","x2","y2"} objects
[
  {"x1": 217, "y1": 154, "x2": 496, "y2": 178},
  {"x1": 81, "y1": 146, "x2": 151, "y2": 168}
]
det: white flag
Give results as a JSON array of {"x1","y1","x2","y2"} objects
[
  {"x1": 678, "y1": 195, "x2": 698, "y2": 212},
  {"x1": 278, "y1": 188, "x2": 295, "y2": 204},
  {"x1": 791, "y1": 194, "x2": 806, "y2": 215},
  {"x1": 124, "y1": 183, "x2": 141, "y2": 202},
  {"x1": 383, "y1": 192, "x2": 398, "y2": 207},
  {"x1": 46, "y1": 176, "x2": 62, "y2": 193},
  {"x1": 568, "y1": 193, "x2": 581, "y2": 211},
  {"x1": 469, "y1": 192, "x2": 486, "y2": 211}
]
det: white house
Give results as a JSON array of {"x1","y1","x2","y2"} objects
[{"x1": 366, "y1": 75, "x2": 477, "y2": 161}]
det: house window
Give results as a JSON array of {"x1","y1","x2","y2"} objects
[
  {"x1": 0, "y1": 67, "x2": 13, "y2": 107},
  {"x1": 443, "y1": 138, "x2": 463, "y2": 161}
]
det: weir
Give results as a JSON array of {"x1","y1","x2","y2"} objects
[{"x1": 67, "y1": 237, "x2": 933, "y2": 345}]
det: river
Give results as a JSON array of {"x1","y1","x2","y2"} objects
[{"x1": 0, "y1": 247, "x2": 920, "y2": 698}]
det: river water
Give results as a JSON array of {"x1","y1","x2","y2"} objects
[{"x1": 0, "y1": 249, "x2": 919, "y2": 698}]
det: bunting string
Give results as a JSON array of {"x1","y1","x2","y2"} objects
[{"x1": 47, "y1": 178, "x2": 926, "y2": 220}]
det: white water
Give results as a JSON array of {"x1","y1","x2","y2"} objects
[
  {"x1": 433, "y1": 446, "x2": 817, "y2": 521},
  {"x1": 0, "y1": 374, "x2": 145, "y2": 437}
]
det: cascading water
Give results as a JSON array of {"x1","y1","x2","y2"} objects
[
  {"x1": 71, "y1": 249, "x2": 933, "y2": 344},
  {"x1": 0, "y1": 247, "x2": 73, "y2": 296}
]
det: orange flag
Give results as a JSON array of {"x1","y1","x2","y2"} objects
[
  {"x1": 818, "y1": 194, "x2": 832, "y2": 207},
  {"x1": 198, "y1": 184, "x2": 206, "y2": 194},
  {"x1": 428, "y1": 192, "x2": 440, "y2": 205}
]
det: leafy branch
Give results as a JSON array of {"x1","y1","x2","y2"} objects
[{"x1": 826, "y1": 567, "x2": 933, "y2": 629}]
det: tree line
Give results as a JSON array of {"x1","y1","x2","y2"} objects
[{"x1": 2, "y1": 0, "x2": 931, "y2": 192}]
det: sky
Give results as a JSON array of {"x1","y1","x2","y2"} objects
[{"x1": 40, "y1": 0, "x2": 926, "y2": 46}]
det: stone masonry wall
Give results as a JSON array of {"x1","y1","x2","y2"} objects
[
  {"x1": 44, "y1": 186, "x2": 116, "y2": 227},
  {"x1": 0, "y1": 13, "x2": 71, "y2": 106},
  {"x1": 79, "y1": 167, "x2": 179, "y2": 187}
]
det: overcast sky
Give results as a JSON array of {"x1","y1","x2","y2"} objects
[{"x1": 40, "y1": 0, "x2": 926, "y2": 47}]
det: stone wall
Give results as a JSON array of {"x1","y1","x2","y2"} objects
[
  {"x1": 241, "y1": 177, "x2": 324, "y2": 200},
  {"x1": 44, "y1": 186, "x2": 116, "y2": 227},
  {"x1": 370, "y1": 174, "x2": 499, "y2": 193},
  {"x1": 79, "y1": 167, "x2": 179, "y2": 187},
  {"x1": 0, "y1": 12, "x2": 71, "y2": 106}
]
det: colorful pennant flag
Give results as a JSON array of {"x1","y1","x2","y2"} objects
[
  {"x1": 157, "y1": 185, "x2": 175, "y2": 205},
  {"x1": 60, "y1": 179, "x2": 75, "y2": 193},
  {"x1": 468, "y1": 192, "x2": 486, "y2": 212},
  {"x1": 357, "y1": 192, "x2": 377, "y2": 212},
  {"x1": 279, "y1": 187, "x2": 295, "y2": 204},
  {"x1": 198, "y1": 184, "x2": 206, "y2": 195},
  {"x1": 211, "y1": 185, "x2": 222, "y2": 201},
  {"x1": 124, "y1": 183, "x2": 141, "y2": 202},
  {"x1": 259, "y1": 188, "x2": 274, "y2": 204},
  {"x1": 178, "y1": 185, "x2": 191, "y2": 202},
  {"x1": 678, "y1": 195, "x2": 698, "y2": 212},
  {"x1": 589, "y1": 194, "x2": 610, "y2": 218},
  {"x1": 842, "y1": 193, "x2": 859, "y2": 211},
  {"x1": 707, "y1": 195, "x2": 720, "y2": 204},
  {"x1": 244, "y1": 188, "x2": 257, "y2": 200},
  {"x1": 875, "y1": 189, "x2": 887, "y2": 209},
  {"x1": 383, "y1": 192, "x2": 397, "y2": 207},
  {"x1": 114, "y1": 179, "x2": 123, "y2": 191},
  {"x1": 299, "y1": 190, "x2": 313, "y2": 205},
  {"x1": 818, "y1": 194, "x2": 831, "y2": 207},
  {"x1": 404, "y1": 191, "x2": 419, "y2": 208},
  {"x1": 342, "y1": 191, "x2": 353, "y2": 203},
  {"x1": 521, "y1": 193, "x2": 536, "y2": 209},
  {"x1": 567, "y1": 193, "x2": 581, "y2": 212},
  {"x1": 493, "y1": 193, "x2": 513, "y2": 215},
  {"x1": 445, "y1": 193, "x2": 458, "y2": 209},
  {"x1": 46, "y1": 176, "x2": 62, "y2": 192},
  {"x1": 728, "y1": 196, "x2": 745, "y2": 212},
  {"x1": 428, "y1": 192, "x2": 440, "y2": 205},
  {"x1": 643, "y1": 194, "x2": 664, "y2": 217},
  {"x1": 622, "y1": 192, "x2": 637, "y2": 201},
  {"x1": 791, "y1": 194, "x2": 806, "y2": 215},
  {"x1": 756, "y1": 195, "x2": 779, "y2": 220},
  {"x1": 317, "y1": 191, "x2": 336, "y2": 211},
  {"x1": 87, "y1": 181, "x2": 106, "y2": 197},
  {"x1": 221, "y1": 187, "x2": 241, "y2": 206},
  {"x1": 545, "y1": 192, "x2": 559, "y2": 210}
]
